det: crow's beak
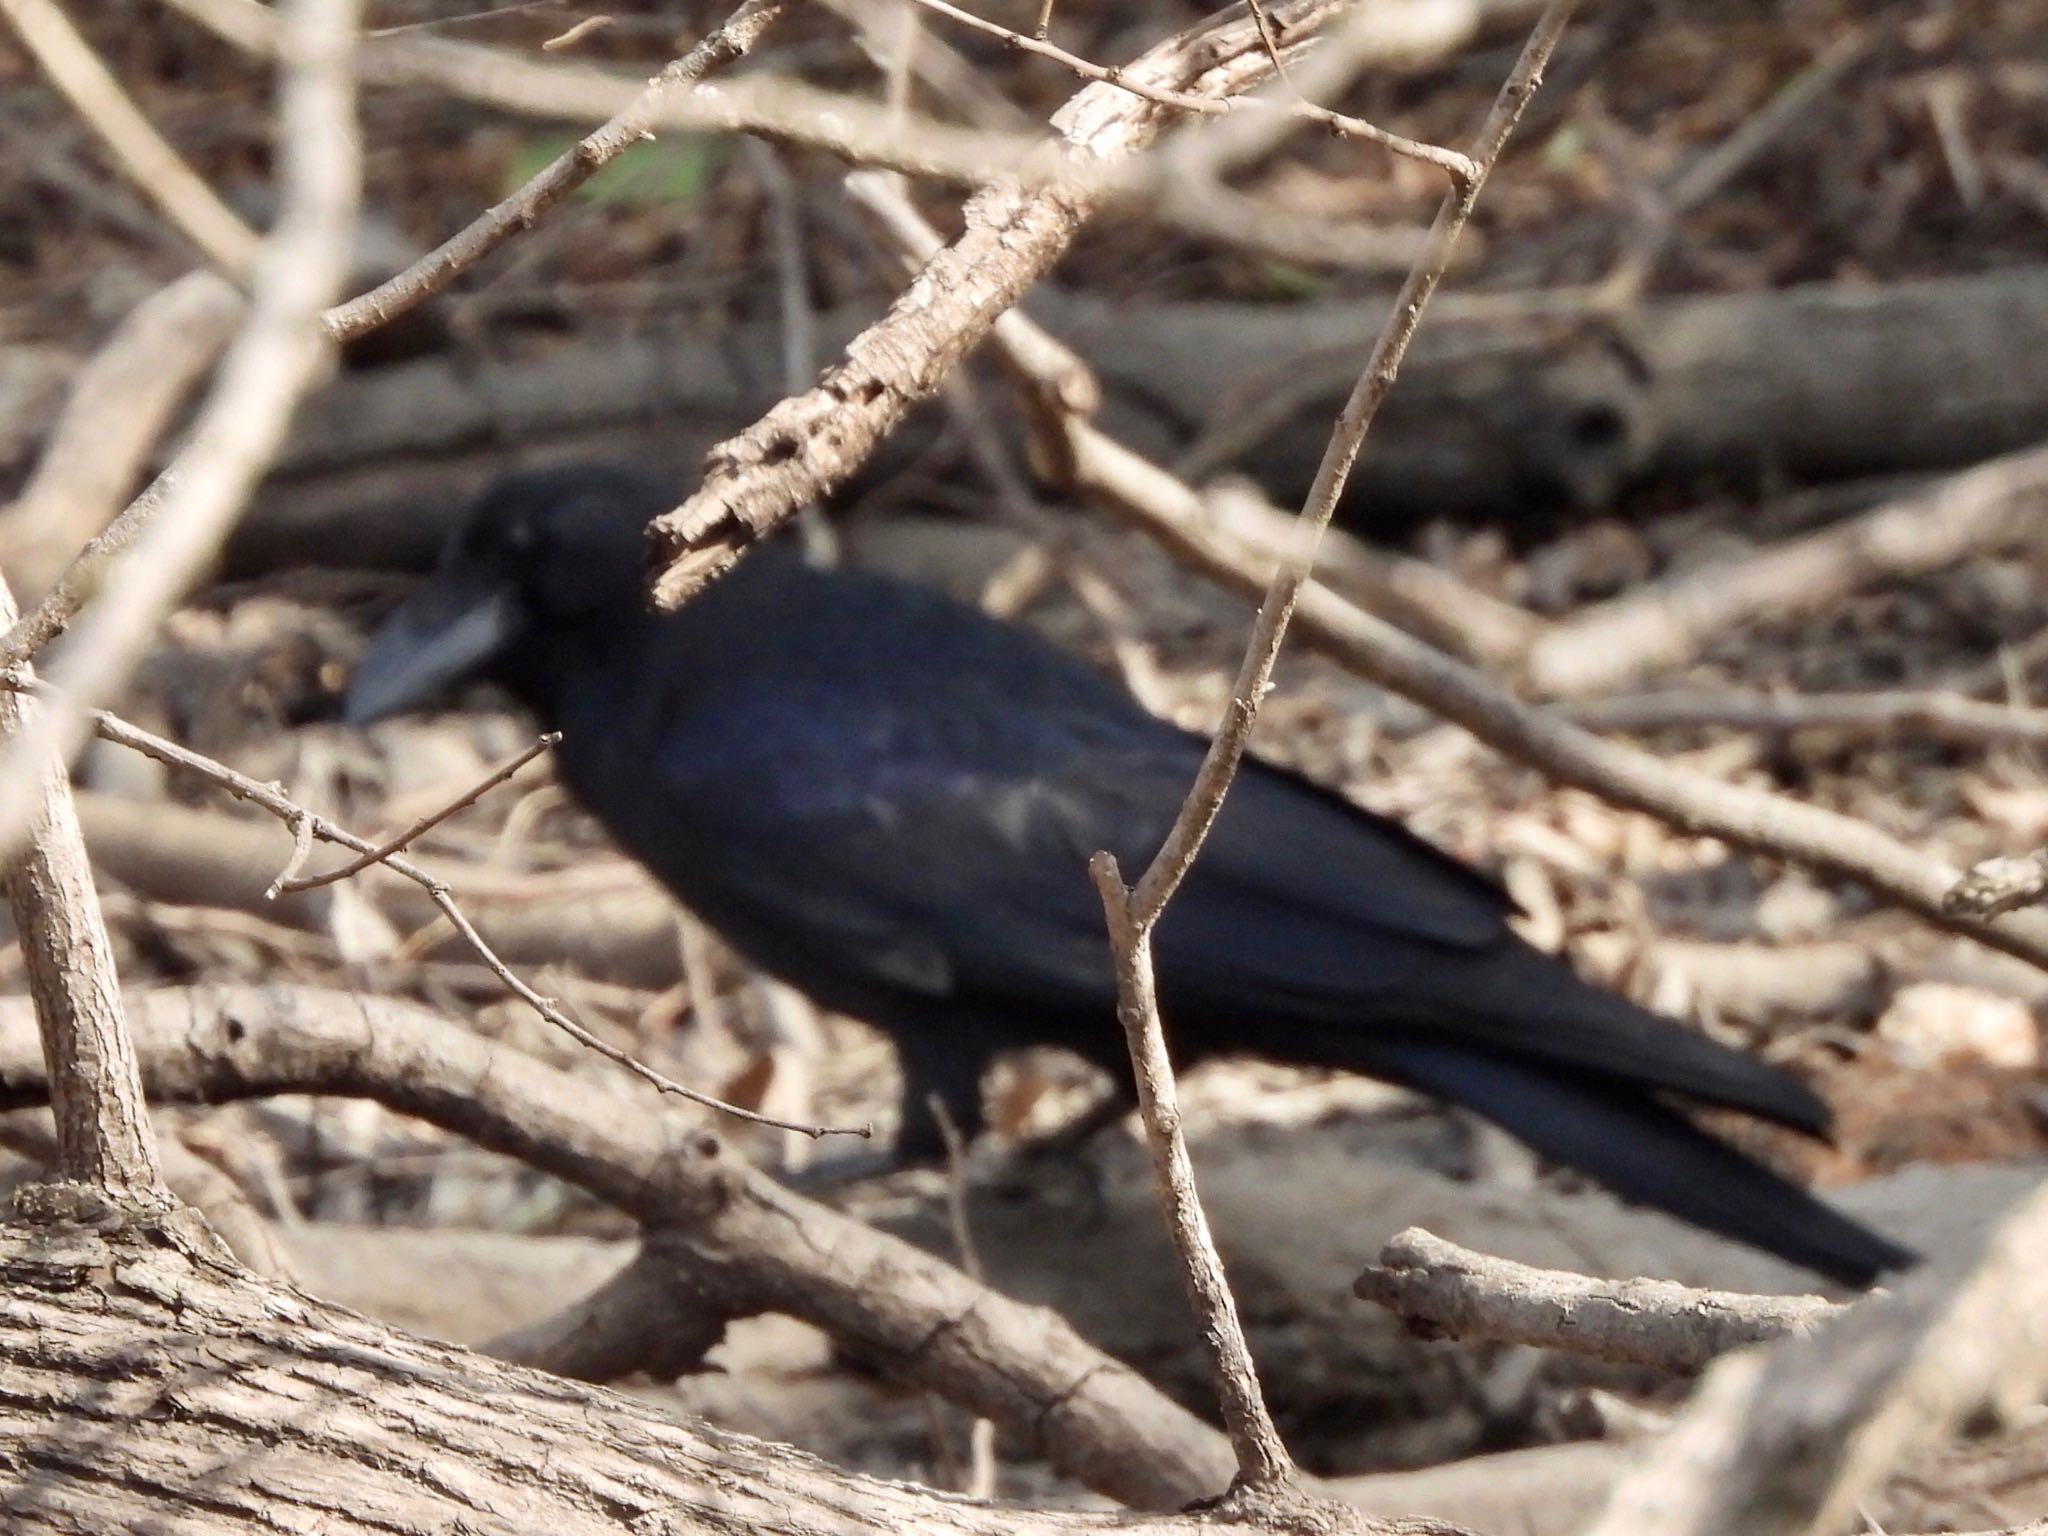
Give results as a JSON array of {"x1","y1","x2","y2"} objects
[{"x1": 344, "y1": 575, "x2": 521, "y2": 726}]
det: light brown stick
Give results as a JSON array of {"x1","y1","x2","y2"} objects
[
  {"x1": 1354, "y1": 1227, "x2": 1844, "y2": 1372},
  {"x1": 1088, "y1": 0, "x2": 1577, "y2": 1496},
  {"x1": 645, "y1": 0, "x2": 1368, "y2": 609}
]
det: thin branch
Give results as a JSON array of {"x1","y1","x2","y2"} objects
[
  {"x1": 1564, "y1": 686, "x2": 2048, "y2": 746},
  {"x1": 901, "y1": 0, "x2": 1471, "y2": 177},
  {"x1": 1084, "y1": 4, "x2": 1574, "y2": 1493},
  {"x1": 321, "y1": 0, "x2": 791, "y2": 342},
  {"x1": 60, "y1": 697, "x2": 867, "y2": 1141},
  {"x1": 1353, "y1": 1228, "x2": 1845, "y2": 1373},
  {"x1": 1090, "y1": 852, "x2": 1294, "y2": 1488},
  {"x1": 646, "y1": 0, "x2": 1371, "y2": 608},
  {"x1": 0, "y1": 0, "x2": 261, "y2": 274},
  {"x1": 0, "y1": 0, "x2": 362, "y2": 863},
  {"x1": 273, "y1": 731, "x2": 559, "y2": 893},
  {"x1": 930, "y1": 1096, "x2": 998, "y2": 1500},
  {"x1": 1127, "y1": 0, "x2": 1574, "y2": 929}
]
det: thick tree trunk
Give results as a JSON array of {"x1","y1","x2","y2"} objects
[{"x1": 0, "y1": 1207, "x2": 1459, "y2": 1536}]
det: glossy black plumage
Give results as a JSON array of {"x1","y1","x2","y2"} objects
[{"x1": 347, "y1": 465, "x2": 1914, "y2": 1286}]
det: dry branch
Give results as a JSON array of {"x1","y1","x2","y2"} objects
[
  {"x1": 1078, "y1": 0, "x2": 1573, "y2": 1497},
  {"x1": 1353, "y1": 1227, "x2": 1844, "y2": 1373},
  {"x1": 0, "y1": 1210, "x2": 1466, "y2": 1535},
  {"x1": 646, "y1": 0, "x2": 1370, "y2": 607},
  {"x1": 0, "y1": 982, "x2": 1239, "y2": 1510}
]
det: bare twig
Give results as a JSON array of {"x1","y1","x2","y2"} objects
[
  {"x1": 1086, "y1": 3, "x2": 1574, "y2": 1495},
  {"x1": 62, "y1": 698, "x2": 867, "y2": 1141},
  {"x1": 0, "y1": 0, "x2": 261, "y2": 274},
  {"x1": 930, "y1": 1096, "x2": 998, "y2": 1500},
  {"x1": 1353, "y1": 1228, "x2": 1845, "y2": 1372},
  {"x1": 0, "y1": 0, "x2": 362, "y2": 864},
  {"x1": 0, "y1": 573, "x2": 168, "y2": 1207},
  {"x1": 901, "y1": 0, "x2": 1469, "y2": 176},
  {"x1": 647, "y1": 0, "x2": 1369, "y2": 608},
  {"x1": 1564, "y1": 686, "x2": 2048, "y2": 746},
  {"x1": 1090, "y1": 852, "x2": 1294, "y2": 1488},
  {"x1": 1124, "y1": 0, "x2": 1574, "y2": 931},
  {"x1": 321, "y1": 0, "x2": 790, "y2": 342},
  {"x1": 274, "y1": 732, "x2": 559, "y2": 894}
]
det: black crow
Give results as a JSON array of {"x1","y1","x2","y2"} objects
[{"x1": 347, "y1": 464, "x2": 1913, "y2": 1285}]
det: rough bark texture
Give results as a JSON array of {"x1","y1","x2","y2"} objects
[
  {"x1": 0, "y1": 982, "x2": 1237, "y2": 1511},
  {"x1": 0, "y1": 1209, "x2": 1464, "y2": 1536},
  {"x1": 0, "y1": 579, "x2": 165, "y2": 1203}
]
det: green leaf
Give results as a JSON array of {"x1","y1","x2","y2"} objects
[{"x1": 499, "y1": 134, "x2": 725, "y2": 208}]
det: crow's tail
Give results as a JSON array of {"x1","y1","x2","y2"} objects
[{"x1": 1375, "y1": 1040, "x2": 1915, "y2": 1288}]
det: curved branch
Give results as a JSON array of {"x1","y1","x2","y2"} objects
[
  {"x1": 0, "y1": 1213, "x2": 1463, "y2": 1536},
  {"x1": 0, "y1": 982, "x2": 1233, "y2": 1511}
]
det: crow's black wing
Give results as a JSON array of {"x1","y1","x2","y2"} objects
[{"x1": 645, "y1": 671, "x2": 1822, "y2": 1131}]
